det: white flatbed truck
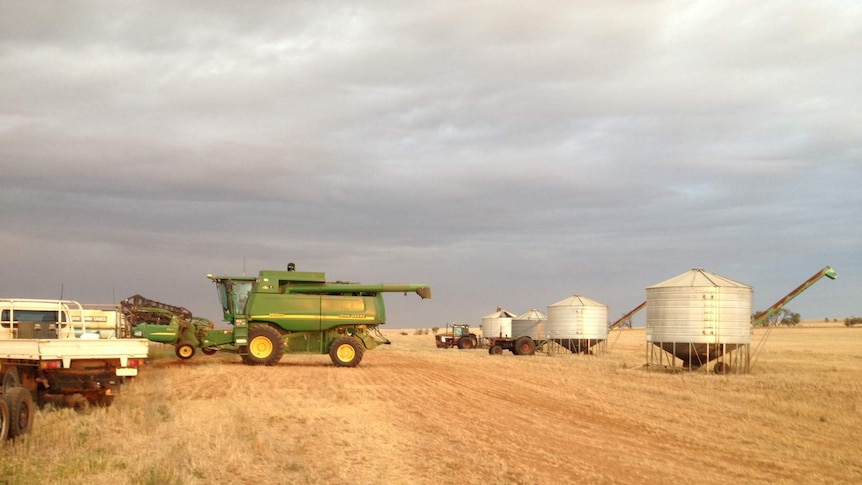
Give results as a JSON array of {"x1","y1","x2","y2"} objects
[{"x1": 0, "y1": 298, "x2": 149, "y2": 437}]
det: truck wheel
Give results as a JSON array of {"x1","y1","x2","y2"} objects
[
  {"x1": 6, "y1": 387, "x2": 34, "y2": 438},
  {"x1": 245, "y1": 325, "x2": 285, "y2": 366},
  {"x1": 0, "y1": 398, "x2": 8, "y2": 441},
  {"x1": 489, "y1": 345, "x2": 503, "y2": 355},
  {"x1": 329, "y1": 337, "x2": 364, "y2": 367},
  {"x1": 2, "y1": 370, "x2": 19, "y2": 394},
  {"x1": 457, "y1": 337, "x2": 474, "y2": 350},
  {"x1": 175, "y1": 343, "x2": 196, "y2": 360},
  {"x1": 514, "y1": 337, "x2": 536, "y2": 356}
]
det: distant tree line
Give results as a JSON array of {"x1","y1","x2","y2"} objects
[
  {"x1": 845, "y1": 317, "x2": 862, "y2": 327},
  {"x1": 752, "y1": 308, "x2": 801, "y2": 326}
]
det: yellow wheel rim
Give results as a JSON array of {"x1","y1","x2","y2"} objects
[
  {"x1": 336, "y1": 343, "x2": 355, "y2": 362},
  {"x1": 178, "y1": 346, "x2": 193, "y2": 358},
  {"x1": 249, "y1": 336, "x2": 273, "y2": 358}
]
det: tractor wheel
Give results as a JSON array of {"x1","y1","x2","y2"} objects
[
  {"x1": 175, "y1": 343, "x2": 196, "y2": 360},
  {"x1": 0, "y1": 398, "x2": 8, "y2": 441},
  {"x1": 514, "y1": 337, "x2": 536, "y2": 356},
  {"x1": 489, "y1": 345, "x2": 503, "y2": 355},
  {"x1": 329, "y1": 337, "x2": 364, "y2": 367},
  {"x1": 2, "y1": 369, "x2": 19, "y2": 394},
  {"x1": 6, "y1": 387, "x2": 34, "y2": 438},
  {"x1": 201, "y1": 347, "x2": 218, "y2": 356},
  {"x1": 457, "y1": 336, "x2": 475, "y2": 350},
  {"x1": 714, "y1": 362, "x2": 730, "y2": 375},
  {"x1": 245, "y1": 325, "x2": 285, "y2": 366}
]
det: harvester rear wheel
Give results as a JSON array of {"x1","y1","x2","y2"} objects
[
  {"x1": 329, "y1": 337, "x2": 364, "y2": 367},
  {"x1": 245, "y1": 325, "x2": 285, "y2": 366},
  {"x1": 6, "y1": 387, "x2": 34, "y2": 439},
  {"x1": 175, "y1": 343, "x2": 196, "y2": 360},
  {"x1": 489, "y1": 345, "x2": 503, "y2": 355},
  {"x1": 0, "y1": 398, "x2": 8, "y2": 441},
  {"x1": 514, "y1": 336, "x2": 536, "y2": 356}
]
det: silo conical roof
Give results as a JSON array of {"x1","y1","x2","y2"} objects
[
  {"x1": 549, "y1": 295, "x2": 606, "y2": 307},
  {"x1": 514, "y1": 309, "x2": 547, "y2": 321},
  {"x1": 483, "y1": 308, "x2": 518, "y2": 319},
  {"x1": 648, "y1": 268, "x2": 750, "y2": 289}
]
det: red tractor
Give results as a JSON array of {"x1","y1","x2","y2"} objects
[{"x1": 435, "y1": 324, "x2": 479, "y2": 349}]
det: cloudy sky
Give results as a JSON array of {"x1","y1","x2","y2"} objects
[{"x1": 1, "y1": 1, "x2": 859, "y2": 327}]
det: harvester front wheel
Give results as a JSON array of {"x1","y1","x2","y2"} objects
[
  {"x1": 245, "y1": 325, "x2": 285, "y2": 366},
  {"x1": 6, "y1": 386, "x2": 34, "y2": 439},
  {"x1": 329, "y1": 337, "x2": 364, "y2": 367},
  {"x1": 175, "y1": 343, "x2": 196, "y2": 360}
]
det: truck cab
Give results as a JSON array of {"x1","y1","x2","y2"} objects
[{"x1": 0, "y1": 299, "x2": 83, "y2": 340}]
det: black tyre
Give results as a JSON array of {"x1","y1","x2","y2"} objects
[
  {"x1": 714, "y1": 362, "x2": 730, "y2": 374},
  {"x1": 329, "y1": 337, "x2": 364, "y2": 367},
  {"x1": 97, "y1": 393, "x2": 116, "y2": 408},
  {"x1": 175, "y1": 343, "x2": 196, "y2": 360},
  {"x1": 0, "y1": 398, "x2": 8, "y2": 441},
  {"x1": 6, "y1": 387, "x2": 34, "y2": 438},
  {"x1": 489, "y1": 345, "x2": 503, "y2": 355},
  {"x1": 244, "y1": 325, "x2": 284, "y2": 366},
  {"x1": 457, "y1": 336, "x2": 475, "y2": 350},
  {"x1": 514, "y1": 337, "x2": 536, "y2": 356},
  {"x1": 201, "y1": 347, "x2": 218, "y2": 356},
  {"x1": 2, "y1": 369, "x2": 19, "y2": 394}
]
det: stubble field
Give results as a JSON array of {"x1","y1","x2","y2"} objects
[{"x1": 2, "y1": 323, "x2": 861, "y2": 484}]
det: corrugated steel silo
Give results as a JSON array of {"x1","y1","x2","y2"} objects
[
  {"x1": 646, "y1": 268, "x2": 752, "y2": 373},
  {"x1": 481, "y1": 307, "x2": 516, "y2": 339},
  {"x1": 511, "y1": 309, "x2": 547, "y2": 339},
  {"x1": 546, "y1": 295, "x2": 608, "y2": 354}
]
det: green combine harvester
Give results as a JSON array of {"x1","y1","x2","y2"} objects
[{"x1": 124, "y1": 263, "x2": 431, "y2": 367}]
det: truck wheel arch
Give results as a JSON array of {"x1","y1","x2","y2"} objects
[
  {"x1": 2, "y1": 369, "x2": 19, "y2": 394},
  {"x1": 0, "y1": 398, "x2": 8, "y2": 441}
]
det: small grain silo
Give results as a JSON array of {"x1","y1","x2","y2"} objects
[
  {"x1": 545, "y1": 295, "x2": 608, "y2": 354},
  {"x1": 646, "y1": 268, "x2": 751, "y2": 373},
  {"x1": 511, "y1": 309, "x2": 548, "y2": 339},
  {"x1": 481, "y1": 307, "x2": 517, "y2": 339}
]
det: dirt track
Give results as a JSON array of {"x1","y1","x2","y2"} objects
[
  {"x1": 10, "y1": 326, "x2": 860, "y2": 485},
  {"x1": 129, "y1": 327, "x2": 861, "y2": 484}
]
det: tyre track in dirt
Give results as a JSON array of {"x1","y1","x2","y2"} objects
[
  {"x1": 356, "y1": 349, "x2": 808, "y2": 484},
  {"x1": 141, "y1": 347, "x2": 841, "y2": 484}
]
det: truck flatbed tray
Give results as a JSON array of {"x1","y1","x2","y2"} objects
[{"x1": 0, "y1": 338, "x2": 149, "y2": 365}]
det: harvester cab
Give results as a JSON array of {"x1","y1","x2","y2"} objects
[{"x1": 208, "y1": 275, "x2": 256, "y2": 324}]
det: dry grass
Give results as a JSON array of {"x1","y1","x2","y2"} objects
[{"x1": 2, "y1": 325, "x2": 861, "y2": 484}]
